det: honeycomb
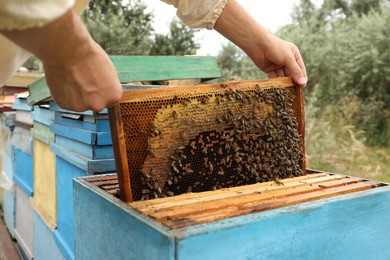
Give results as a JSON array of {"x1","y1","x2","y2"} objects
[{"x1": 112, "y1": 78, "x2": 305, "y2": 201}]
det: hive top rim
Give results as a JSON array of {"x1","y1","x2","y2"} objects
[{"x1": 120, "y1": 77, "x2": 297, "y2": 103}]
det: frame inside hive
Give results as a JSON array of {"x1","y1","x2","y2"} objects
[
  {"x1": 84, "y1": 170, "x2": 387, "y2": 229},
  {"x1": 109, "y1": 77, "x2": 305, "y2": 202}
]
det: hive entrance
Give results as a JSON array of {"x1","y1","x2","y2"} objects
[{"x1": 109, "y1": 78, "x2": 305, "y2": 202}]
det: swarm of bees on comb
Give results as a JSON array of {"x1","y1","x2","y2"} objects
[{"x1": 137, "y1": 84, "x2": 304, "y2": 200}]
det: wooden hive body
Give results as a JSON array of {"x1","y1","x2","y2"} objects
[
  {"x1": 73, "y1": 171, "x2": 390, "y2": 259},
  {"x1": 14, "y1": 185, "x2": 34, "y2": 260},
  {"x1": 31, "y1": 138, "x2": 57, "y2": 230}
]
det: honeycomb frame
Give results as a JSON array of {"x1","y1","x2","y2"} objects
[{"x1": 109, "y1": 77, "x2": 305, "y2": 202}]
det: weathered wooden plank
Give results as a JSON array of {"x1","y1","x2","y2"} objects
[
  {"x1": 55, "y1": 135, "x2": 113, "y2": 160},
  {"x1": 31, "y1": 105, "x2": 54, "y2": 126},
  {"x1": 49, "y1": 102, "x2": 108, "y2": 115},
  {"x1": 147, "y1": 177, "x2": 365, "y2": 221},
  {"x1": 27, "y1": 56, "x2": 220, "y2": 106},
  {"x1": 131, "y1": 173, "x2": 333, "y2": 211},
  {"x1": 12, "y1": 95, "x2": 32, "y2": 111},
  {"x1": 50, "y1": 142, "x2": 115, "y2": 174},
  {"x1": 31, "y1": 139, "x2": 57, "y2": 230},
  {"x1": 27, "y1": 77, "x2": 50, "y2": 106},
  {"x1": 33, "y1": 121, "x2": 55, "y2": 144},
  {"x1": 164, "y1": 181, "x2": 382, "y2": 229},
  {"x1": 14, "y1": 186, "x2": 34, "y2": 259},
  {"x1": 50, "y1": 123, "x2": 112, "y2": 145},
  {"x1": 13, "y1": 148, "x2": 34, "y2": 196},
  {"x1": 110, "y1": 56, "x2": 221, "y2": 82},
  {"x1": 54, "y1": 114, "x2": 110, "y2": 132}
]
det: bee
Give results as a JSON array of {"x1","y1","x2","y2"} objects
[
  {"x1": 220, "y1": 82, "x2": 229, "y2": 88},
  {"x1": 216, "y1": 117, "x2": 223, "y2": 124},
  {"x1": 209, "y1": 162, "x2": 214, "y2": 172},
  {"x1": 185, "y1": 168, "x2": 193, "y2": 174},
  {"x1": 203, "y1": 146, "x2": 208, "y2": 154},
  {"x1": 274, "y1": 179, "x2": 284, "y2": 186},
  {"x1": 166, "y1": 191, "x2": 174, "y2": 196},
  {"x1": 172, "y1": 165, "x2": 180, "y2": 174},
  {"x1": 166, "y1": 179, "x2": 173, "y2": 186},
  {"x1": 180, "y1": 131, "x2": 188, "y2": 140},
  {"x1": 172, "y1": 110, "x2": 178, "y2": 119},
  {"x1": 142, "y1": 170, "x2": 151, "y2": 179},
  {"x1": 190, "y1": 141, "x2": 196, "y2": 150},
  {"x1": 147, "y1": 149, "x2": 157, "y2": 157},
  {"x1": 217, "y1": 170, "x2": 224, "y2": 176}
]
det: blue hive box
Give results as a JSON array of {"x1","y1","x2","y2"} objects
[
  {"x1": 34, "y1": 211, "x2": 65, "y2": 260},
  {"x1": 14, "y1": 148, "x2": 34, "y2": 196},
  {"x1": 51, "y1": 145, "x2": 116, "y2": 260},
  {"x1": 73, "y1": 171, "x2": 390, "y2": 260}
]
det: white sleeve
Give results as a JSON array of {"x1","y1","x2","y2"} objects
[
  {"x1": 0, "y1": 0, "x2": 75, "y2": 30},
  {"x1": 161, "y1": 0, "x2": 228, "y2": 29},
  {"x1": 0, "y1": 0, "x2": 90, "y2": 86}
]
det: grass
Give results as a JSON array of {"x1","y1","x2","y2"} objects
[{"x1": 305, "y1": 97, "x2": 390, "y2": 183}]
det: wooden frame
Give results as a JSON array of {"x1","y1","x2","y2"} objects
[{"x1": 109, "y1": 77, "x2": 305, "y2": 202}]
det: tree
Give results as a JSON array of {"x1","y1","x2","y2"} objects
[
  {"x1": 82, "y1": 0, "x2": 154, "y2": 55},
  {"x1": 216, "y1": 43, "x2": 265, "y2": 82},
  {"x1": 279, "y1": 0, "x2": 390, "y2": 146},
  {"x1": 150, "y1": 19, "x2": 200, "y2": 55}
]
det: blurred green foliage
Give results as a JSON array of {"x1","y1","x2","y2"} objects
[
  {"x1": 279, "y1": 0, "x2": 390, "y2": 146},
  {"x1": 82, "y1": 0, "x2": 199, "y2": 56},
  {"x1": 216, "y1": 0, "x2": 390, "y2": 178}
]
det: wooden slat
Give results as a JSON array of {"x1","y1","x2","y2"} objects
[
  {"x1": 87, "y1": 175, "x2": 118, "y2": 183},
  {"x1": 163, "y1": 181, "x2": 382, "y2": 229},
  {"x1": 101, "y1": 184, "x2": 120, "y2": 190},
  {"x1": 110, "y1": 56, "x2": 221, "y2": 82},
  {"x1": 147, "y1": 177, "x2": 365, "y2": 221},
  {"x1": 91, "y1": 180, "x2": 119, "y2": 187},
  {"x1": 132, "y1": 173, "x2": 343, "y2": 213}
]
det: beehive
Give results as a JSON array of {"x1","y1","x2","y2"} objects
[
  {"x1": 31, "y1": 138, "x2": 57, "y2": 230},
  {"x1": 109, "y1": 77, "x2": 305, "y2": 202},
  {"x1": 73, "y1": 171, "x2": 390, "y2": 259},
  {"x1": 14, "y1": 186, "x2": 34, "y2": 260}
]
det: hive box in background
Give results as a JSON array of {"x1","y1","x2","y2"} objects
[
  {"x1": 14, "y1": 147, "x2": 34, "y2": 196},
  {"x1": 2, "y1": 186, "x2": 16, "y2": 238},
  {"x1": 34, "y1": 212, "x2": 65, "y2": 260},
  {"x1": 14, "y1": 186, "x2": 34, "y2": 260},
  {"x1": 52, "y1": 151, "x2": 116, "y2": 260},
  {"x1": 31, "y1": 138, "x2": 57, "y2": 230}
]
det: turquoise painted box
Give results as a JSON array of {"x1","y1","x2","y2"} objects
[
  {"x1": 2, "y1": 187, "x2": 16, "y2": 238},
  {"x1": 34, "y1": 211, "x2": 65, "y2": 260},
  {"x1": 14, "y1": 148, "x2": 34, "y2": 196},
  {"x1": 73, "y1": 171, "x2": 390, "y2": 259},
  {"x1": 51, "y1": 147, "x2": 116, "y2": 260}
]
